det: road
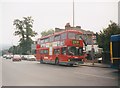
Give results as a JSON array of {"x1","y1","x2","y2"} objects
[
  {"x1": 2, "y1": 57, "x2": 119, "y2": 86},
  {"x1": 0, "y1": 57, "x2": 2, "y2": 87}
]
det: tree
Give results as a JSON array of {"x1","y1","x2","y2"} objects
[
  {"x1": 13, "y1": 19, "x2": 25, "y2": 42},
  {"x1": 96, "y1": 21, "x2": 120, "y2": 51},
  {"x1": 41, "y1": 29, "x2": 54, "y2": 37},
  {"x1": 8, "y1": 45, "x2": 21, "y2": 54},
  {"x1": 13, "y1": 16, "x2": 37, "y2": 54}
]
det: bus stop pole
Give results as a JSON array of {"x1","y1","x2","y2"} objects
[{"x1": 91, "y1": 33, "x2": 95, "y2": 65}]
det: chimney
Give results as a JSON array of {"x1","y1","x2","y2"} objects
[
  {"x1": 55, "y1": 28, "x2": 60, "y2": 32},
  {"x1": 65, "y1": 23, "x2": 71, "y2": 30}
]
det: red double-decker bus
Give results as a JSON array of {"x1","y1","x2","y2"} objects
[{"x1": 36, "y1": 30, "x2": 85, "y2": 66}]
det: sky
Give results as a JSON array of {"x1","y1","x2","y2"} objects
[{"x1": 0, "y1": 0, "x2": 119, "y2": 46}]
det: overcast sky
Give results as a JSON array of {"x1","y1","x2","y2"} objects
[{"x1": 0, "y1": 0, "x2": 119, "y2": 46}]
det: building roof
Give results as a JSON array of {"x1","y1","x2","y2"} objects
[{"x1": 55, "y1": 23, "x2": 95, "y2": 35}]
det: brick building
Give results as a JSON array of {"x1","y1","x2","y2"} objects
[{"x1": 55, "y1": 23, "x2": 96, "y2": 45}]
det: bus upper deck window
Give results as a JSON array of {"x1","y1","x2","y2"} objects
[
  {"x1": 76, "y1": 34, "x2": 82, "y2": 40},
  {"x1": 50, "y1": 36, "x2": 54, "y2": 42},
  {"x1": 55, "y1": 35, "x2": 60, "y2": 41},
  {"x1": 61, "y1": 33, "x2": 67, "y2": 40},
  {"x1": 45, "y1": 38, "x2": 49, "y2": 43},
  {"x1": 68, "y1": 33, "x2": 75, "y2": 39},
  {"x1": 40, "y1": 39, "x2": 44, "y2": 44}
]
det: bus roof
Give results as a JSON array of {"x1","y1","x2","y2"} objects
[
  {"x1": 111, "y1": 34, "x2": 120, "y2": 41},
  {"x1": 39, "y1": 30, "x2": 82, "y2": 40}
]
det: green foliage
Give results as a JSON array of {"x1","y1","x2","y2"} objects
[
  {"x1": 8, "y1": 45, "x2": 22, "y2": 54},
  {"x1": 13, "y1": 16, "x2": 37, "y2": 54},
  {"x1": 96, "y1": 21, "x2": 120, "y2": 51},
  {"x1": 41, "y1": 29, "x2": 54, "y2": 37}
]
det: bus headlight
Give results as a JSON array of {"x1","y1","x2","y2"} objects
[{"x1": 68, "y1": 59, "x2": 71, "y2": 61}]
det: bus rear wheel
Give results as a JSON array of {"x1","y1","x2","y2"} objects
[
  {"x1": 40, "y1": 58, "x2": 44, "y2": 64},
  {"x1": 55, "y1": 58, "x2": 59, "y2": 65},
  {"x1": 69, "y1": 64, "x2": 73, "y2": 66}
]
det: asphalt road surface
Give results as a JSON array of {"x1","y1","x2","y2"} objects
[
  {"x1": 2, "y1": 57, "x2": 119, "y2": 86},
  {"x1": 0, "y1": 57, "x2": 2, "y2": 87}
]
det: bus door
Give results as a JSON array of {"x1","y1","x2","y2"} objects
[{"x1": 60, "y1": 47, "x2": 68, "y2": 62}]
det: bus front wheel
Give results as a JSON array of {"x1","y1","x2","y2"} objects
[
  {"x1": 69, "y1": 64, "x2": 73, "y2": 66},
  {"x1": 55, "y1": 58, "x2": 59, "y2": 65}
]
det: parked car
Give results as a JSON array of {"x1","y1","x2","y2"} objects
[
  {"x1": 3, "y1": 54, "x2": 7, "y2": 58},
  {"x1": 12, "y1": 55, "x2": 21, "y2": 61},
  {"x1": 97, "y1": 57, "x2": 102, "y2": 63},
  {"x1": 6, "y1": 55, "x2": 13, "y2": 59},
  {"x1": 21, "y1": 55, "x2": 28, "y2": 60},
  {"x1": 27, "y1": 55, "x2": 36, "y2": 61}
]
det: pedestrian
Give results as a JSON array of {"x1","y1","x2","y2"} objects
[{"x1": 91, "y1": 48, "x2": 95, "y2": 65}]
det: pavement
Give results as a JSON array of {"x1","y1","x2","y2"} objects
[
  {"x1": 80, "y1": 62, "x2": 111, "y2": 68},
  {"x1": 0, "y1": 57, "x2": 2, "y2": 87}
]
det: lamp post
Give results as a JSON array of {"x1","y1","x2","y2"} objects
[{"x1": 73, "y1": 0, "x2": 75, "y2": 27}]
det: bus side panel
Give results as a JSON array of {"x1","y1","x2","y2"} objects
[{"x1": 59, "y1": 55, "x2": 68, "y2": 62}]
